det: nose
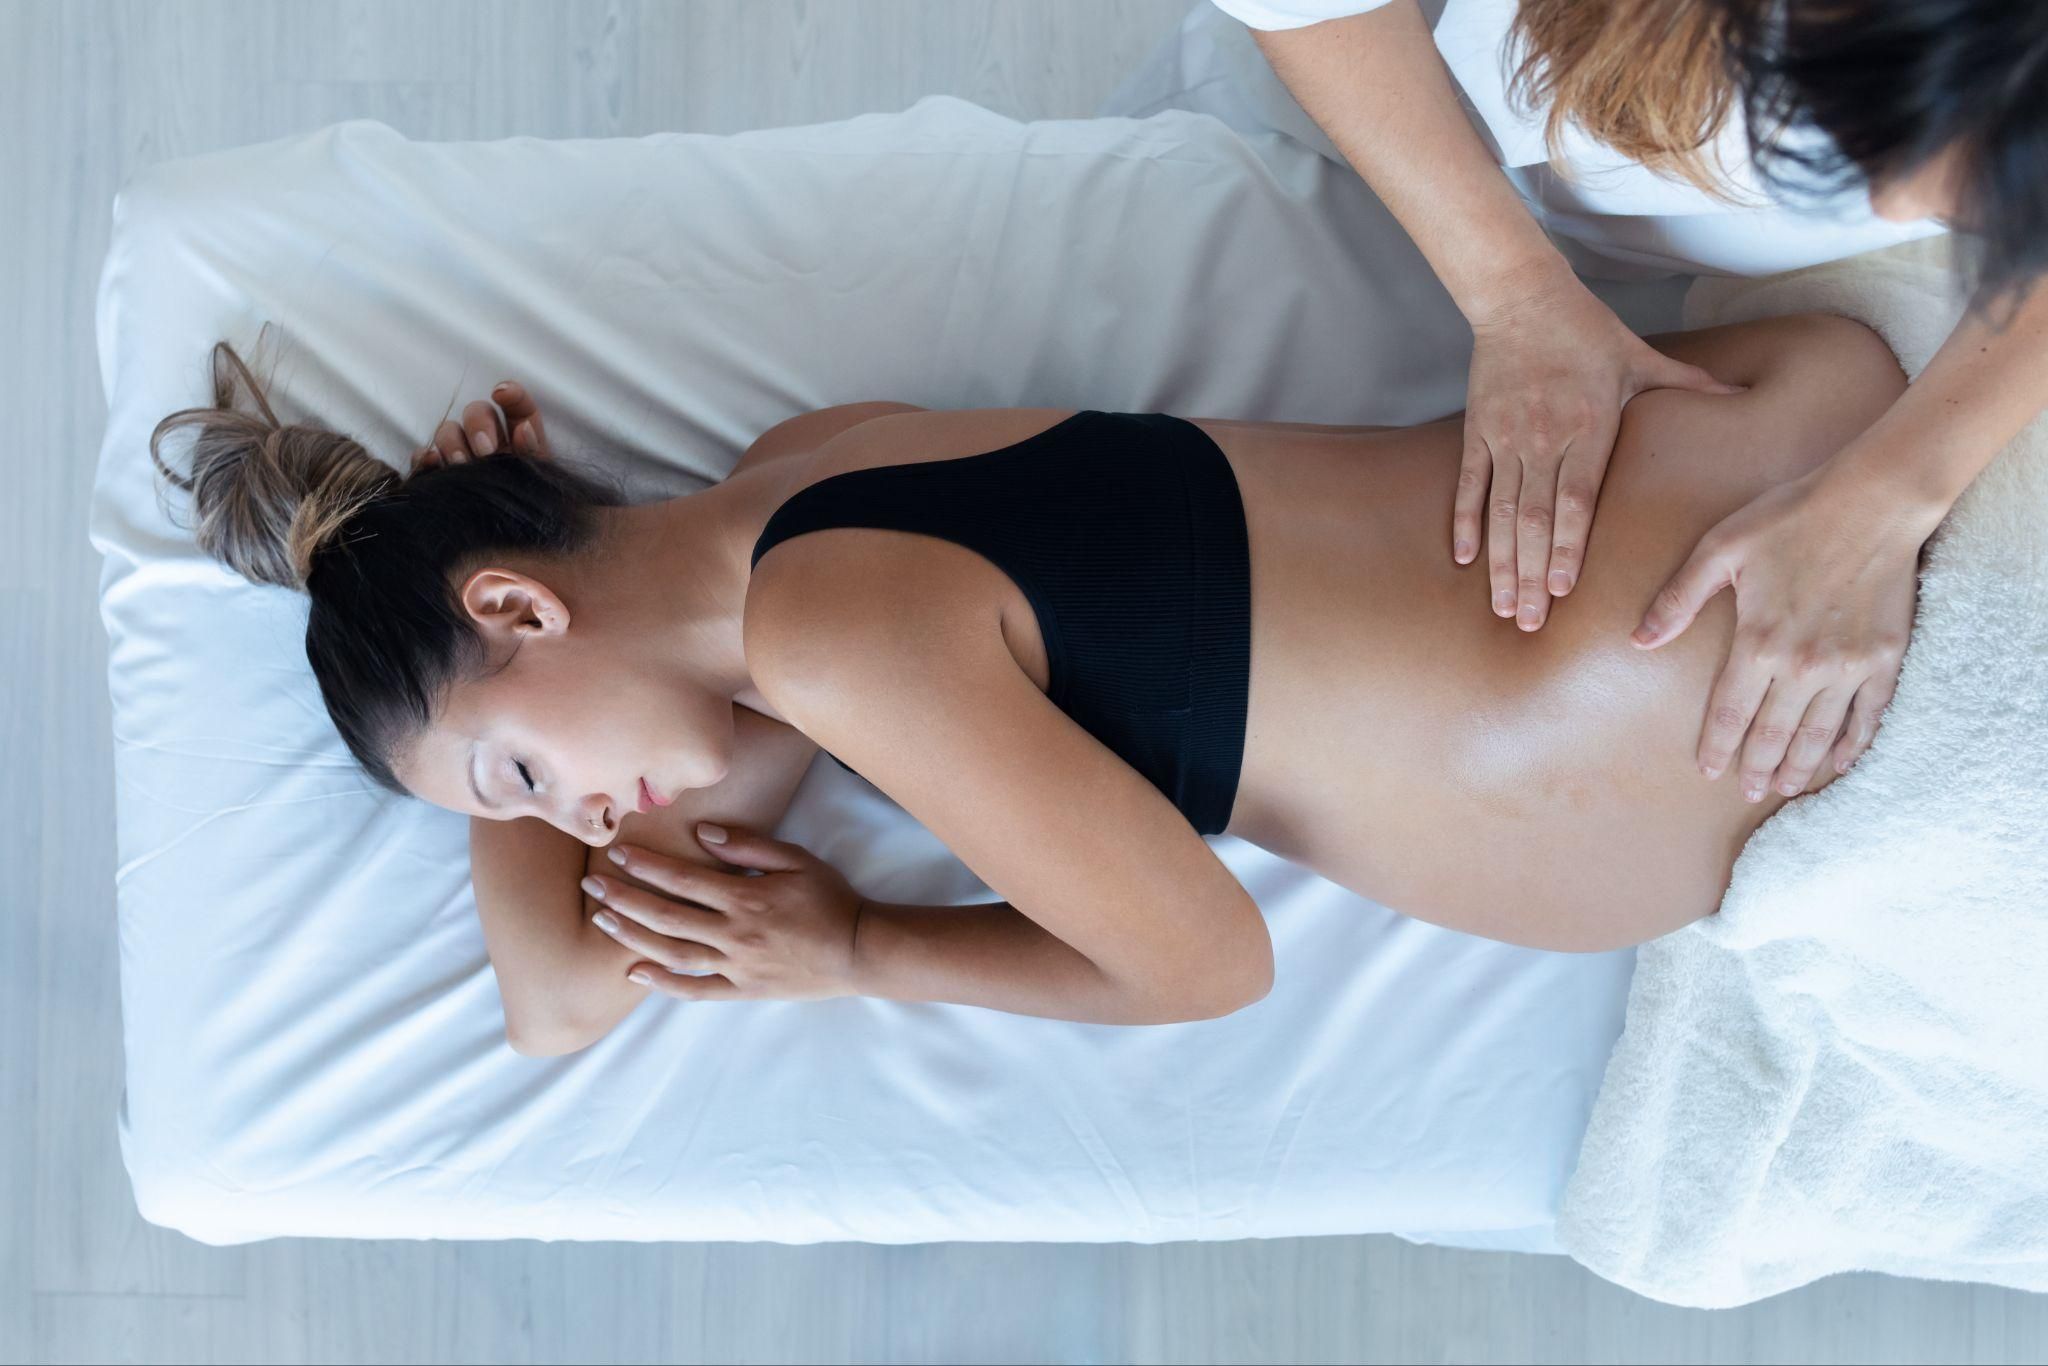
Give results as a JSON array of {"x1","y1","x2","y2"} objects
[{"x1": 566, "y1": 791, "x2": 616, "y2": 845}]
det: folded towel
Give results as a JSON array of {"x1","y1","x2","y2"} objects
[{"x1": 1557, "y1": 236, "x2": 2048, "y2": 1306}]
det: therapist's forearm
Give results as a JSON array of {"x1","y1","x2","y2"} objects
[
  {"x1": 1254, "y1": 0, "x2": 1570, "y2": 321},
  {"x1": 1822, "y1": 282, "x2": 2048, "y2": 538},
  {"x1": 850, "y1": 899, "x2": 1229, "y2": 1026}
]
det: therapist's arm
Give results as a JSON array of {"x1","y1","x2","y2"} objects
[
  {"x1": 1253, "y1": 1, "x2": 1561, "y2": 324},
  {"x1": 1252, "y1": 2, "x2": 1736, "y2": 627},
  {"x1": 1823, "y1": 285, "x2": 2048, "y2": 525},
  {"x1": 468, "y1": 704, "x2": 819, "y2": 1056},
  {"x1": 1633, "y1": 280, "x2": 2048, "y2": 796}
]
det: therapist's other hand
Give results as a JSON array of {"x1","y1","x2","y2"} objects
[
  {"x1": 1632, "y1": 467, "x2": 1920, "y2": 798},
  {"x1": 580, "y1": 823, "x2": 862, "y2": 1003},
  {"x1": 410, "y1": 380, "x2": 550, "y2": 471},
  {"x1": 1454, "y1": 275, "x2": 1740, "y2": 630}
]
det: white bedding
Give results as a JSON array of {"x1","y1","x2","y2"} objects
[{"x1": 92, "y1": 100, "x2": 1642, "y2": 1247}]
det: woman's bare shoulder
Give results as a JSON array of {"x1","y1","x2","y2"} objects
[{"x1": 732, "y1": 402, "x2": 926, "y2": 476}]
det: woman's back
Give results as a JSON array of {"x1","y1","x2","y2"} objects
[{"x1": 742, "y1": 312, "x2": 1907, "y2": 950}]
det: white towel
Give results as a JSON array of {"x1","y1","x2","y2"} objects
[{"x1": 1557, "y1": 236, "x2": 2048, "y2": 1306}]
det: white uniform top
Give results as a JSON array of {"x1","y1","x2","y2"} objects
[{"x1": 1207, "y1": 0, "x2": 1946, "y2": 278}]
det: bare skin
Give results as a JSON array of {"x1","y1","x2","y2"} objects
[{"x1": 397, "y1": 312, "x2": 1909, "y2": 1048}]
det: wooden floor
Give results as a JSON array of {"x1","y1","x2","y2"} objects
[{"x1": 4, "y1": 2, "x2": 2045, "y2": 1361}]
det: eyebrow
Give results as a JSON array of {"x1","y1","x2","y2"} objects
[{"x1": 467, "y1": 741, "x2": 500, "y2": 812}]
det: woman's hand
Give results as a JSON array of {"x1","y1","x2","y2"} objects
[
  {"x1": 578, "y1": 822, "x2": 863, "y2": 1003},
  {"x1": 410, "y1": 380, "x2": 550, "y2": 471},
  {"x1": 1455, "y1": 275, "x2": 1741, "y2": 630},
  {"x1": 1631, "y1": 465, "x2": 1923, "y2": 799}
]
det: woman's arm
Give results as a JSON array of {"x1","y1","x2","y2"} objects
[
  {"x1": 724, "y1": 534, "x2": 1273, "y2": 1025},
  {"x1": 469, "y1": 704, "x2": 819, "y2": 1056}
]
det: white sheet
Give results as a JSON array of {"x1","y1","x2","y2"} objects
[{"x1": 93, "y1": 100, "x2": 1639, "y2": 1247}]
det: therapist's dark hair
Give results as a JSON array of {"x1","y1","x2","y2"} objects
[
  {"x1": 1717, "y1": 0, "x2": 2048, "y2": 304},
  {"x1": 149, "y1": 339, "x2": 629, "y2": 796}
]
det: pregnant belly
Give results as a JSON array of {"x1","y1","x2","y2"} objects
[{"x1": 1217, "y1": 423, "x2": 1819, "y2": 951}]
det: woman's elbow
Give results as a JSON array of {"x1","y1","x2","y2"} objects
[
  {"x1": 504, "y1": 1007, "x2": 611, "y2": 1058},
  {"x1": 1148, "y1": 943, "x2": 1275, "y2": 1024}
]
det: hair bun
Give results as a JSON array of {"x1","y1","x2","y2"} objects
[{"x1": 150, "y1": 341, "x2": 402, "y2": 592}]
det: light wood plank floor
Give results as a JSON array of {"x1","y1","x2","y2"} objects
[{"x1": 4, "y1": 2, "x2": 2044, "y2": 1361}]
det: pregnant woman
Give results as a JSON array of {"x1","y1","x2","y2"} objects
[{"x1": 151, "y1": 310, "x2": 1906, "y2": 1053}]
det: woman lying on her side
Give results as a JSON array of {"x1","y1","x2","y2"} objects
[{"x1": 151, "y1": 311, "x2": 1910, "y2": 1053}]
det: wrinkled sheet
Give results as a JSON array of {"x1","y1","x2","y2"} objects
[{"x1": 93, "y1": 99, "x2": 1638, "y2": 1246}]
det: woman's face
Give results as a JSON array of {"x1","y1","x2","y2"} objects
[{"x1": 393, "y1": 564, "x2": 735, "y2": 846}]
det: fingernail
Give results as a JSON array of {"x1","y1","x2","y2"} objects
[
  {"x1": 1549, "y1": 570, "x2": 1571, "y2": 595},
  {"x1": 580, "y1": 876, "x2": 604, "y2": 898},
  {"x1": 607, "y1": 846, "x2": 625, "y2": 865},
  {"x1": 494, "y1": 381, "x2": 516, "y2": 395},
  {"x1": 1836, "y1": 758, "x2": 1852, "y2": 775},
  {"x1": 1518, "y1": 604, "x2": 1541, "y2": 630},
  {"x1": 1701, "y1": 764, "x2": 1721, "y2": 780},
  {"x1": 1454, "y1": 540, "x2": 1473, "y2": 563},
  {"x1": 473, "y1": 428, "x2": 496, "y2": 455},
  {"x1": 1631, "y1": 624, "x2": 1657, "y2": 646},
  {"x1": 628, "y1": 969, "x2": 652, "y2": 985},
  {"x1": 1778, "y1": 780, "x2": 1800, "y2": 796},
  {"x1": 515, "y1": 421, "x2": 537, "y2": 452},
  {"x1": 1494, "y1": 589, "x2": 1515, "y2": 616},
  {"x1": 697, "y1": 822, "x2": 727, "y2": 845},
  {"x1": 1742, "y1": 777, "x2": 1765, "y2": 802},
  {"x1": 592, "y1": 911, "x2": 619, "y2": 934}
]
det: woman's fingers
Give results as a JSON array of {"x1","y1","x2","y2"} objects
[
  {"x1": 582, "y1": 871, "x2": 735, "y2": 947},
  {"x1": 601, "y1": 844, "x2": 764, "y2": 914},
  {"x1": 1694, "y1": 639, "x2": 1773, "y2": 781},
  {"x1": 1546, "y1": 422, "x2": 1613, "y2": 600},
  {"x1": 431, "y1": 418, "x2": 470, "y2": 463},
  {"x1": 693, "y1": 822, "x2": 812, "y2": 872},
  {"x1": 1637, "y1": 351, "x2": 1746, "y2": 399},
  {"x1": 1452, "y1": 424, "x2": 1490, "y2": 566},
  {"x1": 1513, "y1": 454, "x2": 1558, "y2": 631},
  {"x1": 461, "y1": 399, "x2": 507, "y2": 457},
  {"x1": 1828, "y1": 676, "x2": 1896, "y2": 777},
  {"x1": 1485, "y1": 452, "x2": 1524, "y2": 620},
  {"x1": 1735, "y1": 677, "x2": 1821, "y2": 803},
  {"x1": 631, "y1": 967, "x2": 743, "y2": 1000},
  {"x1": 588, "y1": 899, "x2": 728, "y2": 974},
  {"x1": 1634, "y1": 533, "x2": 1733, "y2": 650},
  {"x1": 493, "y1": 381, "x2": 550, "y2": 456},
  {"x1": 1771, "y1": 684, "x2": 1852, "y2": 796}
]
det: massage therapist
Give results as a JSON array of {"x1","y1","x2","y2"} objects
[{"x1": 1218, "y1": 0, "x2": 2048, "y2": 802}]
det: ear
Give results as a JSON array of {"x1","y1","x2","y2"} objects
[{"x1": 457, "y1": 567, "x2": 571, "y2": 641}]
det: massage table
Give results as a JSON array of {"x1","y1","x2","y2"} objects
[{"x1": 92, "y1": 86, "x2": 1687, "y2": 1247}]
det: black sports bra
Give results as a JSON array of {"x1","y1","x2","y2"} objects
[{"x1": 749, "y1": 410, "x2": 1251, "y2": 836}]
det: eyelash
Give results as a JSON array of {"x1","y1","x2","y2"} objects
[{"x1": 515, "y1": 761, "x2": 535, "y2": 793}]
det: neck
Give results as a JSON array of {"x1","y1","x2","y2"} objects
[{"x1": 593, "y1": 473, "x2": 784, "y2": 712}]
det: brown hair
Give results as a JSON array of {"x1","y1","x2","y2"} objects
[
  {"x1": 1506, "y1": 0, "x2": 1741, "y2": 198},
  {"x1": 148, "y1": 339, "x2": 629, "y2": 794},
  {"x1": 150, "y1": 340, "x2": 402, "y2": 592}
]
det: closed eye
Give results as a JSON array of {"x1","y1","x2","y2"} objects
[{"x1": 516, "y1": 761, "x2": 535, "y2": 792}]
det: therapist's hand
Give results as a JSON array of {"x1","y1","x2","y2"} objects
[
  {"x1": 410, "y1": 380, "x2": 550, "y2": 471},
  {"x1": 1455, "y1": 274, "x2": 1741, "y2": 630},
  {"x1": 580, "y1": 823, "x2": 864, "y2": 1003},
  {"x1": 1631, "y1": 464, "x2": 1921, "y2": 798}
]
